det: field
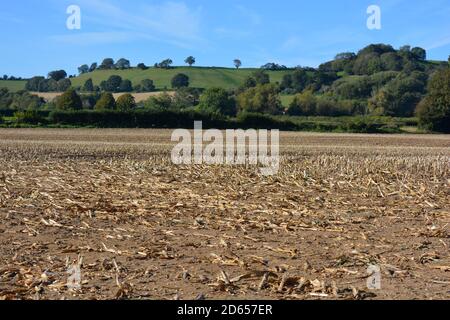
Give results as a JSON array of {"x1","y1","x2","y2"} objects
[
  {"x1": 0, "y1": 80, "x2": 27, "y2": 92},
  {"x1": 0, "y1": 68, "x2": 291, "y2": 93},
  {"x1": 0, "y1": 129, "x2": 449, "y2": 300},
  {"x1": 72, "y1": 67, "x2": 291, "y2": 90}
]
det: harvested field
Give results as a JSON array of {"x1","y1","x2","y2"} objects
[{"x1": 0, "y1": 129, "x2": 449, "y2": 300}]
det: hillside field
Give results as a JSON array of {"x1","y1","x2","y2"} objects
[
  {"x1": 0, "y1": 68, "x2": 292, "y2": 92},
  {"x1": 73, "y1": 67, "x2": 291, "y2": 90},
  {"x1": 0, "y1": 80, "x2": 27, "y2": 92}
]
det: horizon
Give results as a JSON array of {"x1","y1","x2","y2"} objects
[{"x1": 1, "y1": 0, "x2": 450, "y2": 78}]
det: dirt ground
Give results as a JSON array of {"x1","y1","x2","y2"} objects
[{"x1": 0, "y1": 129, "x2": 448, "y2": 300}]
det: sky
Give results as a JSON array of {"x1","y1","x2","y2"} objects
[{"x1": 1, "y1": 0, "x2": 450, "y2": 78}]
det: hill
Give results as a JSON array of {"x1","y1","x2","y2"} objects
[
  {"x1": 0, "y1": 67, "x2": 291, "y2": 92},
  {"x1": 72, "y1": 67, "x2": 291, "y2": 90},
  {"x1": 0, "y1": 80, "x2": 27, "y2": 92}
]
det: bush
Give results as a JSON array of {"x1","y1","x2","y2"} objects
[
  {"x1": 56, "y1": 89, "x2": 82, "y2": 110},
  {"x1": 83, "y1": 79, "x2": 94, "y2": 92},
  {"x1": 199, "y1": 88, "x2": 236, "y2": 116},
  {"x1": 140, "y1": 79, "x2": 155, "y2": 92},
  {"x1": 171, "y1": 73, "x2": 189, "y2": 89},
  {"x1": 14, "y1": 110, "x2": 47, "y2": 125},
  {"x1": 237, "y1": 84, "x2": 282, "y2": 115},
  {"x1": 143, "y1": 93, "x2": 173, "y2": 110},
  {"x1": 95, "y1": 92, "x2": 116, "y2": 110},
  {"x1": 116, "y1": 94, "x2": 136, "y2": 111},
  {"x1": 287, "y1": 91, "x2": 317, "y2": 116},
  {"x1": 236, "y1": 112, "x2": 297, "y2": 130}
]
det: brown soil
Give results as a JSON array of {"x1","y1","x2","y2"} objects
[{"x1": 0, "y1": 129, "x2": 448, "y2": 300}]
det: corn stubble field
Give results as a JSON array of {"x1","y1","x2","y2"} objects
[{"x1": 0, "y1": 129, "x2": 449, "y2": 300}]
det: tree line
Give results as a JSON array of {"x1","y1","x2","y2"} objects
[{"x1": 2, "y1": 44, "x2": 450, "y2": 132}]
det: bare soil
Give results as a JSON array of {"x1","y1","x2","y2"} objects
[{"x1": 0, "y1": 129, "x2": 448, "y2": 300}]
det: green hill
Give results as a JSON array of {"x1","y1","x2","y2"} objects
[
  {"x1": 0, "y1": 80, "x2": 27, "y2": 92},
  {"x1": 72, "y1": 67, "x2": 291, "y2": 90},
  {"x1": 1, "y1": 67, "x2": 291, "y2": 92}
]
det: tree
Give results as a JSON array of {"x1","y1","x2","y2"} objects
[
  {"x1": 252, "y1": 70, "x2": 270, "y2": 85},
  {"x1": 335, "y1": 52, "x2": 356, "y2": 60},
  {"x1": 83, "y1": 79, "x2": 94, "y2": 92},
  {"x1": 116, "y1": 94, "x2": 136, "y2": 111},
  {"x1": 281, "y1": 74, "x2": 293, "y2": 90},
  {"x1": 119, "y1": 79, "x2": 133, "y2": 92},
  {"x1": 137, "y1": 63, "x2": 148, "y2": 70},
  {"x1": 287, "y1": 91, "x2": 317, "y2": 116},
  {"x1": 140, "y1": 79, "x2": 155, "y2": 92},
  {"x1": 78, "y1": 64, "x2": 89, "y2": 74},
  {"x1": 95, "y1": 92, "x2": 116, "y2": 110},
  {"x1": 399, "y1": 45, "x2": 411, "y2": 53},
  {"x1": 57, "y1": 78, "x2": 72, "y2": 92},
  {"x1": 99, "y1": 58, "x2": 115, "y2": 70},
  {"x1": 48, "y1": 70, "x2": 67, "y2": 81},
  {"x1": 156, "y1": 59, "x2": 173, "y2": 69},
  {"x1": 89, "y1": 63, "x2": 98, "y2": 72},
  {"x1": 56, "y1": 88, "x2": 82, "y2": 110},
  {"x1": 199, "y1": 87, "x2": 236, "y2": 116},
  {"x1": 115, "y1": 58, "x2": 131, "y2": 70},
  {"x1": 234, "y1": 59, "x2": 242, "y2": 69},
  {"x1": 185, "y1": 56, "x2": 196, "y2": 67},
  {"x1": 172, "y1": 87, "x2": 200, "y2": 109},
  {"x1": 237, "y1": 84, "x2": 282, "y2": 115},
  {"x1": 416, "y1": 68, "x2": 450, "y2": 132},
  {"x1": 26, "y1": 76, "x2": 45, "y2": 91},
  {"x1": 291, "y1": 69, "x2": 309, "y2": 92},
  {"x1": 144, "y1": 92, "x2": 173, "y2": 110},
  {"x1": 100, "y1": 75, "x2": 123, "y2": 92},
  {"x1": 411, "y1": 47, "x2": 426, "y2": 61},
  {"x1": 2, "y1": 75, "x2": 7, "y2": 80},
  {"x1": 171, "y1": 73, "x2": 189, "y2": 89},
  {"x1": 240, "y1": 77, "x2": 257, "y2": 91},
  {"x1": 261, "y1": 63, "x2": 287, "y2": 70}
]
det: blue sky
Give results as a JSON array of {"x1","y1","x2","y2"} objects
[{"x1": 1, "y1": 0, "x2": 450, "y2": 77}]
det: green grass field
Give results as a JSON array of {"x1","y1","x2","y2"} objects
[
  {"x1": 0, "y1": 80, "x2": 27, "y2": 92},
  {"x1": 0, "y1": 67, "x2": 291, "y2": 92},
  {"x1": 72, "y1": 67, "x2": 291, "y2": 90}
]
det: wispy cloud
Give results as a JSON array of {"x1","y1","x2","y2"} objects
[
  {"x1": 50, "y1": 0, "x2": 206, "y2": 49},
  {"x1": 280, "y1": 36, "x2": 302, "y2": 51},
  {"x1": 426, "y1": 35, "x2": 450, "y2": 50},
  {"x1": 0, "y1": 13, "x2": 24, "y2": 24},
  {"x1": 49, "y1": 32, "x2": 152, "y2": 46},
  {"x1": 235, "y1": 5, "x2": 262, "y2": 26}
]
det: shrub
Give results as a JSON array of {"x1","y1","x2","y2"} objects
[
  {"x1": 140, "y1": 79, "x2": 156, "y2": 92},
  {"x1": 83, "y1": 79, "x2": 94, "y2": 92},
  {"x1": 199, "y1": 87, "x2": 236, "y2": 116},
  {"x1": 237, "y1": 84, "x2": 282, "y2": 115},
  {"x1": 116, "y1": 94, "x2": 136, "y2": 111},
  {"x1": 95, "y1": 93, "x2": 116, "y2": 110},
  {"x1": 171, "y1": 73, "x2": 189, "y2": 89},
  {"x1": 14, "y1": 110, "x2": 47, "y2": 125},
  {"x1": 287, "y1": 91, "x2": 317, "y2": 116},
  {"x1": 56, "y1": 89, "x2": 82, "y2": 110}
]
